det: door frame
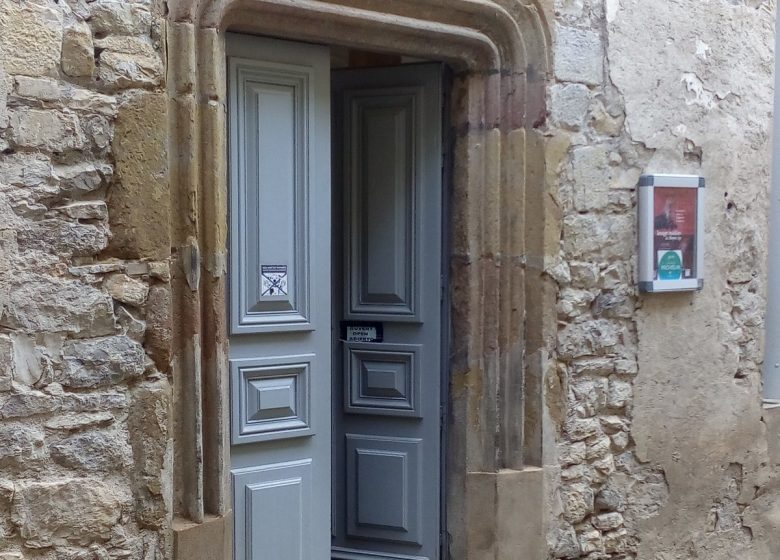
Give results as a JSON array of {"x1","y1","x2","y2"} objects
[{"x1": 167, "y1": 2, "x2": 554, "y2": 558}]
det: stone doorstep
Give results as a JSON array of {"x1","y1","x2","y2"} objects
[{"x1": 173, "y1": 514, "x2": 233, "y2": 560}]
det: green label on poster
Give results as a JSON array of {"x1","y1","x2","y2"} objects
[{"x1": 658, "y1": 250, "x2": 683, "y2": 280}]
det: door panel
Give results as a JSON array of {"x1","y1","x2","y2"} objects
[
  {"x1": 228, "y1": 34, "x2": 331, "y2": 560},
  {"x1": 332, "y1": 64, "x2": 443, "y2": 560}
]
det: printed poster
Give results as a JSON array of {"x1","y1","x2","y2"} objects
[{"x1": 653, "y1": 187, "x2": 697, "y2": 281}]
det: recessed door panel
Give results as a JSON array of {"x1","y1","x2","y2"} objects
[
  {"x1": 345, "y1": 89, "x2": 423, "y2": 322},
  {"x1": 230, "y1": 56, "x2": 313, "y2": 333},
  {"x1": 234, "y1": 460, "x2": 312, "y2": 560},
  {"x1": 228, "y1": 34, "x2": 331, "y2": 560},
  {"x1": 346, "y1": 435, "x2": 423, "y2": 545},
  {"x1": 333, "y1": 64, "x2": 443, "y2": 560}
]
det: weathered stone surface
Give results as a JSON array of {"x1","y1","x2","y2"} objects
[
  {"x1": 1, "y1": 278, "x2": 115, "y2": 337},
  {"x1": 44, "y1": 412, "x2": 114, "y2": 431},
  {"x1": 0, "y1": 390, "x2": 60, "y2": 419},
  {"x1": 0, "y1": 2, "x2": 63, "y2": 77},
  {"x1": 8, "y1": 108, "x2": 86, "y2": 152},
  {"x1": 97, "y1": 50, "x2": 163, "y2": 90},
  {"x1": 60, "y1": 335, "x2": 145, "y2": 388},
  {"x1": 11, "y1": 479, "x2": 122, "y2": 548},
  {"x1": 560, "y1": 482, "x2": 594, "y2": 524},
  {"x1": 54, "y1": 161, "x2": 113, "y2": 194},
  {"x1": 0, "y1": 64, "x2": 8, "y2": 128},
  {"x1": 17, "y1": 219, "x2": 109, "y2": 257},
  {"x1": 104, "y1": 273, "x2": 149, "y2": 306},
  {"x1": 57, "y1": 201, "x2": 109, "y2": 221},
  {"x1": 129, "y1": 379, "x2": 171, "y2": 528},
  {"x1": 89, "y1": 1, "x2": 152, "y2": 36},
  {"x1": 62, "y1": 21, "x2": 95, "y2": 77},
  {"x1": 50, "y1": 430, "x2": 132, "y2": 472},
  {"x1": 0, "y1": 424, "x2": 45, "y2": 467},
  {"x1": 554, "y1": 26, "x2": 604, "y2": 85},
  {"x1": 108, "y1": 92, "x2": 169, "y2": 259},
  {"x1": 144, "y1": 285, "x2": 172, "y2": 373},
  {"x1": 550, "y1": 83, "x2": 591, "y2": 130},
  {"x1": 0, "y1": 335, "x2": 12, "y2": 392}
]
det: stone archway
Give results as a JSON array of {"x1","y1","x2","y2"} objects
[{"x1": 165, "y1": 1, "x2": 556, "y2": 557}]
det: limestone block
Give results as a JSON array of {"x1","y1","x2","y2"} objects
[
  {"x1": 571, "y1": 378, "x2": 608, "y2": 416},
  {"x1": 0, "y1": 65, "x2": 8, "y2": 129},
  {"x1": 57, "y1": 201, "x2": 109, "y2": 221},
  {"x1": 11, "y1": 479, "x2": 122, "y2": 548},
  {"x1": 560, "y1": 482, "x2": 594, "y2": 523},
  {"x1": 558, "y1": 318, "x2": 626, "y2": 360},
  {"x1": 144, "y1": 285, "x2": 172, "y2": 373},
  {"x1": 13, "y1": 76, "x2": 60, "y2": 102},
  {"x1": 8, "y1": 108, "x2": 86, "y2": 152},
  {"x1": 108, "y1": 92, "x2": 169, "y2": 259},
  {"x1": 0, "y1": 3, "x2": 63, "y2": 77},
  {"x1": 97, "y1": 50, "x2": 163, "y2": 91},
  {"x1": 1, "y1": 277, "x2": 116, "y2": 338},
  {"x1": 117, "y1": 306, "x2": 146, "y2": 342},
  {"x1": 0, "y1": 390, "x2": 60, "y2": 419},
  {"x1": 68, "y1": 89, "x2": 117, "y2": 117},
  {"x1": 607, "y1": 379, "x2": 633, "y2": 409},
  {"x1": 89, "y1": 1, "x2": 152, "y2": 36},
  {"x1": 62, "y1": 21, "x2": 95, "y2": 77},
  {"x1": 0, "y1": 335, "x2": 12, "y2": 392},
  {"x1": 593, "y1": 511, "x2": 624, "y2": 530},
  {"x1": 579, "y1": 529, "x2": 603, "y2": 554},
  {"x1": 60, "y1": 391, "x2": 126, "y2": 414},
  {"x1": 610, "y1": 431, "x2": 629, "y2": 451},
  {"x1": 0, "y1": 153, "x2": 51, "y2": 188},
  {"x1": 569, "y1": 261, "x2": 600, "y2": 289},
  {"x1": 0, "y1": 425, "x2": 46, "y2": 468},
  {"x1": 60, "y1": 335, "x2": 146, "y2": 388},
  {"x1": 54, "y1": 161, "x2": 113, "y2": 194},
  {"x1": 44, "y1": 412, "x2": 114, "y2": 431},
  {"x1": 50, "y1": 430, "x2": 132, "y2": 472},
  {"x1": 18, "y1": 219, "x2": 109, "y2": 257},
  {"x1": 554, "y1": 26, "x2": 604, "y2": 85},
  {"x1": 129, "y1": 379, "x2": 172, "y2": 527},
  {"x1": 104, "y1": 273, "x2": 149, "y2": 306},
  {"x1": 550, "y1": 523, "x2": 581, "y2": 558},
  {"x1": 95, "y1": 35, "x2": 159, "y2": 57},
  {"x1": 550, "y1": 83, "x2": 591, "y2": 130},
  {"x1": 559, "y1": 441, "x2": 587, "y2": 466},
  {"x1": 603, "y1": 528, "x2": 629, "y2": 554},
  {"x1": 562, "y1": 213, "x2": 634, "y2": 261},
  {"x1": 564, "y1": 417, "x2": 601, "y2": 441}
]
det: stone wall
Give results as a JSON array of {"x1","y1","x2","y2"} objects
[
  {"x1": 0, "y1": 1, "x2": 172, "y2": 559},
  {"x1": 545, "y1": 0, "x2": 780, "y2": 558}
]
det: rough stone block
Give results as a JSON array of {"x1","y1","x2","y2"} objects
[
  {"x1": 11, "y1": 479, "x2": 122, "y2": 548},
  {"x1": 104, "y1": 273, "x2": 149, "y2": 306},
  {"x1": 1, "y1": 277, "x2": 116, "y2": 338},
  {"x1": 54, "y1": 161, "x2": 112, "y2": 194},
  {"x1": 44, "y1": 412, "x2": 114, "y2": 432},
  {"x1": 0, "y1": 425, "x2": 46, "y2": 468},
  {"x1": 560, "y1": 482, "x2": 594, "y2": 524},
  {"x1": 50, "y1": 430, "x2": 132, "y2": 472},
  {"x1": 0, "y1": 3, "x2": 63, "y2": 77},
  {"x1": 17, "y1": 219, "x2": 109, "y2": 257},
  {"x1": 550, "y1": 83, "x2": 591, "y2": 130},
  {"x1": 14, "y1": 76, "x2": 60, "y2": 102},
  {"x1": 145, "y1": 285, "x2": 172, "y2": 372},
  {"x1": 89, "y1": 1, "x2": 152, "y2": 36},
  {"x1": 0, "y1": 390, "x2": 60, "y2": 419},
  {"x1": 554, "y1": 26, "x2": 604, "y2": 85},
  {"x1": 562, "y1": 213, "x2": 634, "y2": 261},
  {"x1": 8, "y1": 108, "x2": 86, "y2": 152},
  {"x1": 60, "y1": 335, "x2": 145, "y2": 388},
  {"x1": 97, "y1": 50, "x2": 163, "y2": 91},
  {"x1": 0, "y1": 64, "x2": 7, "y2": 128},
  {"x1": 129, "y1": 379, "x2": 171, "y2": 527},
  {"x1": 108, "y1": 92, "x2": 170, "y2": 259},
  {"x1": 57, "y1": 201, "x2": 109, "y2": 221},
  {"x1": 62, "y1": 21, "x2": 95, "y2": 77},
  {"x1": 0, "y1": 335, "x2": 12, "y2": 392}
]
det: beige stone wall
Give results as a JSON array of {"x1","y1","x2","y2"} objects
[
  {"x1": 546, "y1": 0, "x2": 780, "y2": 558},
  {"x1": 0, "y1": 0, "x2": 172, "y2": 558}
]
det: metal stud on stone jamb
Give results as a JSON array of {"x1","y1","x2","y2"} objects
[{"x1": 638, "y1": 174, "x2": 705, "y2": 293}]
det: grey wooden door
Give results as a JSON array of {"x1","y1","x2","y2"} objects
[
  {"x1": 331, "y1": 64, "x2": 444, "y2": 560},
  {"x1": 227, "y1": 34, "x2": 331, "y2": 560}
]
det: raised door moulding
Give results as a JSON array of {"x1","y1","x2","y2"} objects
[{"x1": 229, "y1": 56, "x2": 313, "y2": 333}]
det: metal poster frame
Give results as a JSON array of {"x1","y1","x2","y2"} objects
[{"x1": 638, "y1": 174, "x2": 705, "y2": 293}]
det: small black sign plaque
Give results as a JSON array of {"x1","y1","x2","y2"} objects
[{"x1": 341, "y1": 321, "x2": 383, "y2": 343}]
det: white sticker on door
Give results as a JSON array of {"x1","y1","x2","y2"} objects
[{"x1": 261, "y1": 265, "x2": 288, "y2": 296}]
